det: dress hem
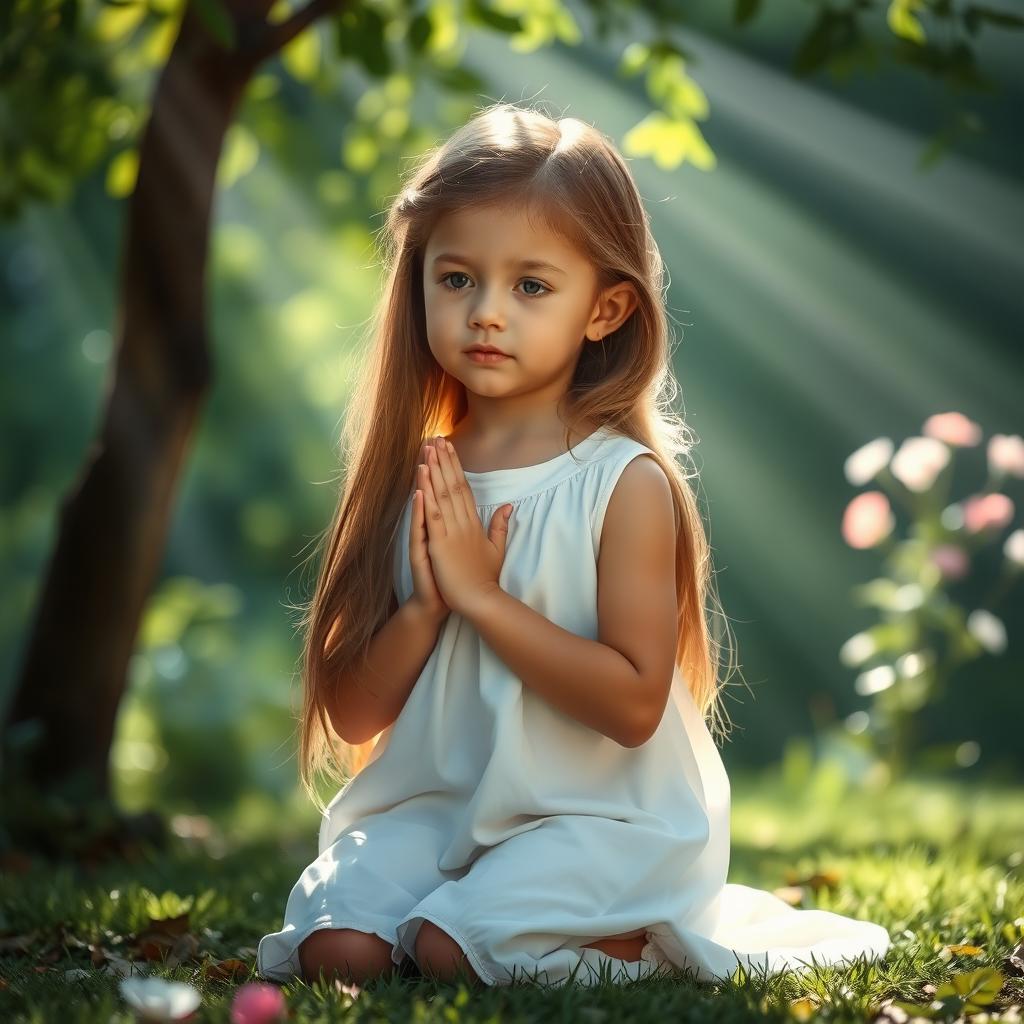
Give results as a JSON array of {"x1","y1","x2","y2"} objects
[
  {"x1": 394, "y1": 909, "x2": 499, "y2": 985},
  {"x1": 257, "y1": 917, "x2": 401, "y2": 984}
]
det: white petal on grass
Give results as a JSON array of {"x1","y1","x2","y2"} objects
[{"x1": 120, "y1": 978, "x2": 201, "y2": 1022}]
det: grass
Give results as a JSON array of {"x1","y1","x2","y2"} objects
[{"x1": 1, "y1": 762, "x2": 1022, "y2": 1023}]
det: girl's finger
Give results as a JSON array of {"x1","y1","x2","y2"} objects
[
  {"x1": 419, "y1": 461, "x2": 446, "y2": 539},
  {"x1": 430, "y1": 438, "x2": 470, "y2": 527},
  {"x1": 440, "y1": 439, "x2": 480, "y2": 524},
  {"x1": 410, "y1": 489, "x2": 424, "y2": 550},
  {"x1": 426, "y1": 445, "x2": 457, "y2": 529}
]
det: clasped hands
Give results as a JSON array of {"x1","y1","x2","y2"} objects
[{"x1": 411, "y1": 435, "x2": 513, "y2": 620}]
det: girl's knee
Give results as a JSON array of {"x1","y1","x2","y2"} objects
[{"x1": 298, "y1": 927, "x2": 396, "y2": 985}]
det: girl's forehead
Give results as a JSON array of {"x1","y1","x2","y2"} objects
[
  {"x1": 433, "y1": 202, "x2": 548, "y2": 234},
  {"x1": 426, "y1": 203, "x2": 583, "y2": 259}
]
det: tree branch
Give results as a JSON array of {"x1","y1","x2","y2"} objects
[{"x1": 239, "y1": 0, "x2": 347, "y2": 69}]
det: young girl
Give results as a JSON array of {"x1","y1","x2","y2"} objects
[{"x1": 257, "y1": 102, "x2": 891, "y2": 990}]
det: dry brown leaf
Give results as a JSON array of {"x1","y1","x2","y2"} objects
[
  {"x1": 201, "y1": 957, "x2": 251, "y2": 982},
  {"x1": 773, "y1": 886, "x2": 805, "y2": 906},
  {"x1": 784, "y1": 868, "x2": 842, "y2": 891}
]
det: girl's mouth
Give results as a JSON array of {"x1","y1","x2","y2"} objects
[{"x1": 466, "y1": 350, "x2": 511, "y2": 363}]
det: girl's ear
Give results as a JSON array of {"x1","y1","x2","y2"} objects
[{"x1": 591, "y1": 279, "x2": 640, "y2": 340}]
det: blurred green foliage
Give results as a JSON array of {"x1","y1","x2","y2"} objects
[{"x1": 2, "y1": 1, "x2": 1022, "y2": 828}]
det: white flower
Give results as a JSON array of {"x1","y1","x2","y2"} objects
[
  {"x1": 955, "y1": 741, "x2": 981, "y2": 767},
  {"x1": 120, "y1": 977, "x2": 201, "y2": 1022},
  {"x1": 895, "y1": 650, "x2": 933, "y2": 677},
  {"x1": 1005, "y1": 528, "x2": 1024, "y2": 567},
  {"x1": 988, "y1": 433, "x2": 1024, "y2": 477},
  {"x1": 892, "y1": 584, "x2": 925, "y2": 612},
  {"x1": 844, "y1": 710, "x2": 870, "y2": 734},
  {"x1": 890, "y1": 436, "x2": 950, "y2": 493},
  {"x1": 840, "y1": 631, "x2": 877, "y2": 667},
  {"x1": 844, "y1": 437, "x2": 894, "y2": 486},
  {"x1": 855, "y1": 665, "x2": 897, "y2": 696},
  {"x1": 966, "y1": 609, "x2": 1007, "y2": 655}
]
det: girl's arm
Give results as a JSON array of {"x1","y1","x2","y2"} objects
[
  {"x1": 463, "y1": 456, "x2": 678, "y2": 748},
  {"x1": 467, "y1": 587, "x2": 646, "y2": 746},
  {"x1": 330, "y1": 598, "x2": 447, "y2": 745}
]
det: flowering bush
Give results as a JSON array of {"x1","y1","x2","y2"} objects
[{"x1": 839, "y1": 413, "x2": 1023, "y2": 780}]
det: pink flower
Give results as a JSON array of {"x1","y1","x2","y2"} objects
[
  {"x1": 962, "y1": 493, "x2": 1015, "y2": 533},
  {"x1": 930, "y1": 544, "x2": 970, "y2": 581},
  {"x1": 988, "y1": 434, "x2": 1024, "y2": 477},
  {"x1": 923, "y1": 412, "x2": 982, "y2": 447},
  {"x1": 890, "y1": 436, "x2": 950, "y2": 493},
  {"x1": 230, "y1": 983, "x2": 286, "y2": 1024},
  {"x1": 842, "y1": 491, "x2": 895, "y2": 549}
]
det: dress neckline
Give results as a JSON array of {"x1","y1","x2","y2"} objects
[{"x1": 447, "y1": 424, "x2": 616, "y2": 505}]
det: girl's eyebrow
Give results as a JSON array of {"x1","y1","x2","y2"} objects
[{"x1": 431, "y1": 253, "x2": 566, "y2": 276}]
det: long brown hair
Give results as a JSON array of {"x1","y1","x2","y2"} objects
[{"x1": 293, "y1": 101, "x2": 742, "y2": 813}]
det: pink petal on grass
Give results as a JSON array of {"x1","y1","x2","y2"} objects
[
  {"x1": 230, "y1": 983, "x2": 286, "y2": 1024},
  {"x1": 922, "y1": 412, "x2": 982, "y2": 447},
  {"x1": 842, "y1": 491, "x2": 895, "y2": 549}
]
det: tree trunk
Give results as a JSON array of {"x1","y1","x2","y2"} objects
[{"x1": 2, "y1": 5, "x2": 264, "y2": 821}]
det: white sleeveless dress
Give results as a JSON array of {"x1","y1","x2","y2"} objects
[{"x1": 257, "y1": 425, "x2": 891, "y2": 987}]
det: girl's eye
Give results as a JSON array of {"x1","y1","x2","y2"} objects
[{"x1": 439, "y1": 272, "x2": 549, "y2": 298}]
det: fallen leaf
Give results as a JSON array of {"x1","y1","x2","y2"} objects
[
  {"x1": 784, "y1": 868, "x2": 842, "y2": 891},
  {"x1": 201, "y1": 957, "x2": 251, "y2": 982}
]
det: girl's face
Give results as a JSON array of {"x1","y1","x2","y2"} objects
[{"x1": 421, "y1": 202, "x2": 635, "y2": 406}]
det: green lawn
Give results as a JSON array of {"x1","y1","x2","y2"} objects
[{"x1": 2, "y1": 764, "x2": 1022, "y2": 1023}]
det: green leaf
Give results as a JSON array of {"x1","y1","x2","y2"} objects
[
  {"x1": 280, "y1": 24, "x2": 321, "y2": 82},
  {"x1": 334, "y1": 5, "x2": 391, "y2": 78},
  {"x1": 430, "y1": 63, "x2": 489, "y2": 94},
  {"x1": 851, "y1": 577, "x2": 900, "y2": 610},
  {"x1": 933, "y1": 967, "x2": 1004, "y2": 1010},
  {"x1": 407, "y1": 12, "x2": 433, "y2": 53},
  {"x1": 619, "y1": 42, "x2": 650, "y2": 78},
  {"x1": 465, "y1": 0, "x2": 522, "y2": 34},
  {"x1": 793, "y1": 8, "x2": 858, "y2": 75},
  {"x1": 191, "y1": 0, "x2": 236, "y2": 50},
  {"x1": 964, "y1": 4, "x2": 1024, "y2": 30},
  {"x1": 890, "y1": 1001, "x2": 943, "y2": 1019},
  {"x1": 734, "y1": 0, "x2": 761, "y2": 26},
  {"x1": 622, "y1": 111, "x2": 715, "y2": 172},
  {"x1": 888, "y1": 0, "x2": 927, "y2": 44}
]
